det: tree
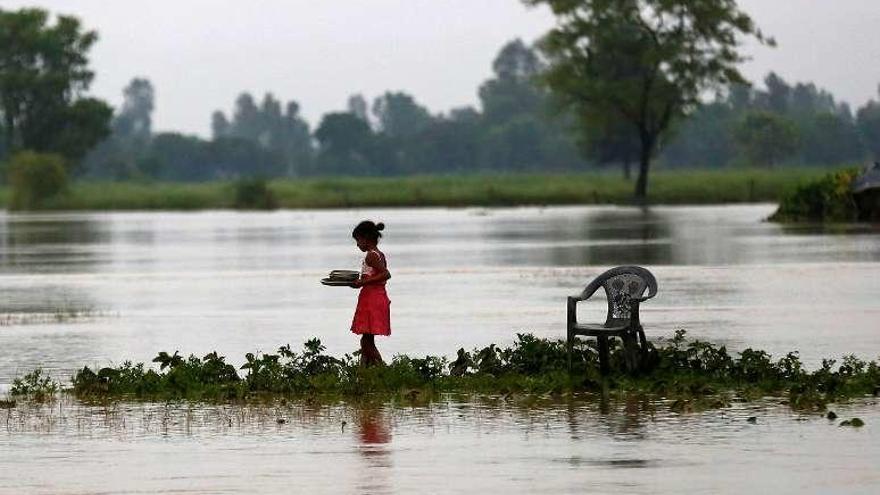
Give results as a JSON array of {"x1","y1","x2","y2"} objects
[
  {"x1": 113, "y1": 78, "x2": 154, "y2": 148},
  {"x1": 478, "y1": 39, "x2": 546, "y2": 126},
  {"x1": 212, "y1": 92, "x2": 313, "y2": 176},
  {"x1": 408, "y1": 107, "x2": 482, "y2": 174},
  {"x1": 856, "y1": 87, "x2": 880, "y2": 160},
  {"x1": 580, "y1": 116, "x2": 640, "y2": 178},
  {"x1": 734, "y1": 111, "x2": 799, "y2": 166},
  {"x1": 372, "y1": 92, "x2": 434, "y2": 139},
  {"x1": 7, "y1": 151, "x2": 68, "y2": 209},
  {"x1": 758, "y1": 72, "x2": 791, "y2": 114},
  {"x1": 277, "y1": 101, "x2": 313, "y2": 176},
  {"x1": 477, "y1": 39, "x2": 583, "y2": 173},
  {"x1": 525, "y1": 0, "x2": 771, "y2": 200},
  {"x1": 211, "y1": 111, "x2": 230, "y2": 140},
  {"x1": 799, "y1": 112, "x2": 864, "y2": 165},
  {"x1": 661, "y1": 99, "x2": 737, "y2": 168},
  {"x1": 347, "y1": 94, "x2": 370, "y2": 124},
  {"x1": 790, "y1": 82, "x2": 839, "y2": 117},
  {"x1": 314, "y1": 112, "x2": 374, "y2": 175},
  {"x1": 0, "y1": 8, "x2": 112, "y2": 166},
  {"x1": 80, "y1": 78, "x2": 154, "y2": 180},
  {"x1": 230, "y1": 93, "x2": 261, "y2": 142}
]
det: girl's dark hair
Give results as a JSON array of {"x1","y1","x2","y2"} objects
[{"x1": 352, "y1": 220, "x2": 385, "y2": 242}]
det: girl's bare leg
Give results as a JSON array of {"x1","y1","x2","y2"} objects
[
  {"x1": 369, "y1": 337, "x2": 384, "y2": 365},
  {"x1": 360, "y1": 335, "x2": 370, "y2": 366},
  {"x1": 360, "y1": 334, "x2": 383, "y2": 366}
]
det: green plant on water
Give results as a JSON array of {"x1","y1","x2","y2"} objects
[
  {"x1": 10, "y1": 368, "x2": 59, "y2": 400},
  {"x1": 770, "y1": 168, "x2": 860, "y2": 222},
  {"x1": 839, "y1": 418, "x2": 865, "y2": 427},
  {"x1": 233, "y1": 178, "x2": 278, "y2": 210},
  {"x1": 59, "y1": 331, "x2": 880, "y2": 412}
]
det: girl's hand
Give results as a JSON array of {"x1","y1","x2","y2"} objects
[{"x1": 351, "y1": 279, "x2": 363, "y2": 288}]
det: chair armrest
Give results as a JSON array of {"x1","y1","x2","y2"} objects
[
  {"x1": 631, "y1": 294, "x2": 655, "y2": 303},
  {"x1": 567, "y1": 296, "x2": 579, "y2": 326},
  {"x1": 633, "y1": 283, "x2": 658, "y2": 303},
  {"x1": 571, "y1": 284, "x2": 602, "y2": 302}
]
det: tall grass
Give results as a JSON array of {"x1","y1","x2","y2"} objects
[{"x1": 0, "y1": 168, "x2": 844, "y2": 211}]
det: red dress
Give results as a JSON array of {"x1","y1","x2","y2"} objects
[{"x1": 351, "y1": 249, "x2": 391, "y2": 336}]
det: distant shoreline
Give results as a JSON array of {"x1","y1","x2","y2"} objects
[{"x1": 0, "y1": 168, "x2": 840, "y2": 211}]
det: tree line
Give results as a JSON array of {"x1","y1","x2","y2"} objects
[
  {"x1": 2, "y1": 4, "x2": 880, "y2": 201},
  {"x1": 81, "y1": 39, "x2": 584, "y2": 181}
]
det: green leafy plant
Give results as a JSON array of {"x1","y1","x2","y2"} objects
[
  {"x1": 10, "y1": 368, "x2": 59, "y2": 400},
  {"x1": 62, "y1": 332, "x2": 880, "y2": 411},
  {"x1": 770, "y1": 168, "x2": 860, "y2": 222}
]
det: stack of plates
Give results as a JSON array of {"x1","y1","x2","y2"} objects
[{"x1": 321, "y1": 269, "x2": 359, "y2": 286}]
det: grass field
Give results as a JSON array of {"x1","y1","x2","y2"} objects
[{"x1": 1, "y1": 167, "x2": 843, "y2": 211}]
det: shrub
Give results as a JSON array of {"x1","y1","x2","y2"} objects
[
  {"x1": 770, "y1": 168, "x2": 860, "y2": 222},
  {"x1": 61, "y1": 332, "x2": 880, "y2": 409},
  {"x1": 10, "y1": 368, "x2": 59, "y2": 400},
  {"x1": 233, "y1": 178, "x2": 278, "y2": 210},
  {"x1": 6, "y1": 151, "x2": 69, "y2": 210}
]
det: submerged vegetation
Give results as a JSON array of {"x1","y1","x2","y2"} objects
[
  {"x1": 770, "y1": 168, "x2": 861, "y2": 222},
  {"x1": 0, "y1": 168, "x2": 837, "y2": 210},
  {"x1": 10, "y1": 369, "x2": 59, "y2": 401},
  {"x1": 11, "y1": 332, "x2": 879, "y2": 415}
]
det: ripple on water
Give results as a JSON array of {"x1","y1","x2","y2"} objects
[{"x1": 0, "y1": 395, "x2": 878, "y2": 493}]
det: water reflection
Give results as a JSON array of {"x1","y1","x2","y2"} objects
[
  {"x1": 355, "y1": 406, "x2": 393, "y2": 494},
  {"x1": 3, "y1": 395, "x2": 880, "y2": 495},
  {"x1": 564, "y1": 208, "x2": 673, "y2": 266},
  {"x1": 0, "y1": 213, "x2": 106, "y2": 273}
]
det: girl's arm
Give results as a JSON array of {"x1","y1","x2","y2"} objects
[{"x1": 354, "y1": 252, "x2": 390, "y2": 287}]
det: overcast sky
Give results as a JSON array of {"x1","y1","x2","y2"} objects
[{"x1": 7, "y1": 0, "x2": 880, "y2": 137}]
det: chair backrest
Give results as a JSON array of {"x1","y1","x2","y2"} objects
[{"x1": 585, "y1": 266, "x2": 658, "y2": 323}]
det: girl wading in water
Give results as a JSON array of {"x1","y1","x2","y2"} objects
[{"x1": 350, "y1": 220, "x2": 391, "y2": 366}]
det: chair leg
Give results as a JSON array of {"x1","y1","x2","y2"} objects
[
  {"x1": 567, "y1": 331, "x2": 573, "y2": 372},
  {"x1": 637, "y1": 325, "x2": 648, "y2": 367},
  {"x1": 598, "y1": 336, "x2": 610, "y2": 375},
  {"x1": 622, "y1": 333, "x2": 638, "y2": 373}
]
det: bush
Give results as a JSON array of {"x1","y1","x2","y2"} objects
[
  {"x1": 233, "y1": 178, "x2": 278, "y2": 210},
  {"x1": 7, "y1": 151, "x2": 69, "y2": 210},
  {"x1": 10, "y1": 368, "x2": 59, "y2": 401},
  {"x1": 770, "y1": 168, "x2": 860, "y2": 222}
]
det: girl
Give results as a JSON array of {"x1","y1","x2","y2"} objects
[{"x1": 350, "y1": 220, "x2": 391, "y2": 366}]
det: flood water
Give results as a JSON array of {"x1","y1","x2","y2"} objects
[
  {"x1": 3, "y1": 395, "x2": 880, "y2": 494},
  {"x1": 1, "y1": 204, "x2": 879, "y2": 493}
]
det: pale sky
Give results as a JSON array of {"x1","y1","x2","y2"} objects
[{"x1": 6, "y1": 0, "x2": 880, "y2": 137}]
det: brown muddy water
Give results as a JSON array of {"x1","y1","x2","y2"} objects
[{"x1": 1, "y1": 204, "x2": 879, "y2": 493}]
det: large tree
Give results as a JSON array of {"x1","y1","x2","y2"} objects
[
  {"x1": 734, "y1": 110, "x2": 799, "y2": 167},
  {"x1": 478, "y1": 39, "x2": 582, "y2": 172},
  {"x1": 113, "y1": 78, "x2": 154, "y2": 147},
  {"x1": 857, "y1": 87, "x2": 880, "y2": 160},
  {"x1": 372, "y1": 92, "x2": 434, "y2": 139},
  {"x1": 213, "y1": 92, "x2": 313, "y2": 176},
  {"x1": 314, "y1": 112, "x2": 374, "y2": 175},
  {"x1": 525, "y1": 0, "x2": 771, "y2": 200},
  {"x1": 478, "y1": 39, "x2": 546, "y2": 126},
  {"x1": 0, "y1": 8, "x2": 111, "y2": 166}
]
